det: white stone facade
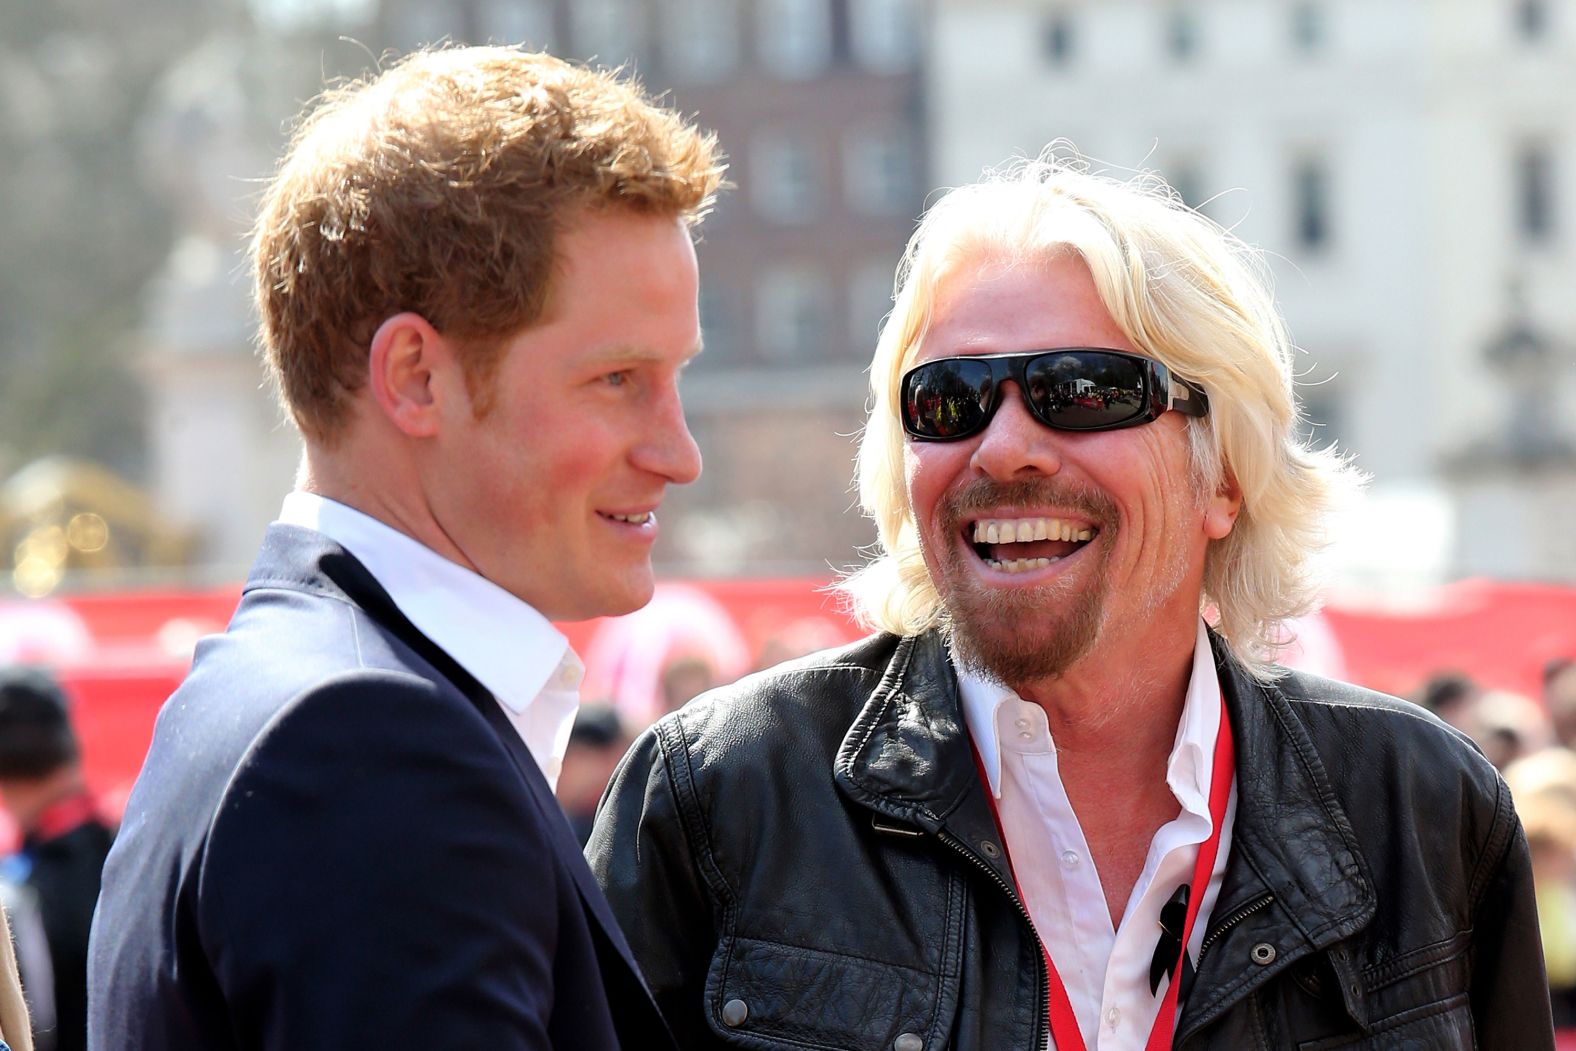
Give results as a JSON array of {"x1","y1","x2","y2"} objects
[{"x1": 929, "y1": 0, "x2": 1576, "y2": 584}]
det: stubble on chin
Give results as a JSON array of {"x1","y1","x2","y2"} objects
[{"x1": 930, "y1": 478, "x2": 1117, "y2": 685}]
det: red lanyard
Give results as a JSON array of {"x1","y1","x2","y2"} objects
[{"x1": 971, "y1": 692, "x2": 1234, "y2": 1051}]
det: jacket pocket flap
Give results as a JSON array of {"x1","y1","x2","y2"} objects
[{"x1": 706, "y1": 935, "x2": 942, "y2": 1050}]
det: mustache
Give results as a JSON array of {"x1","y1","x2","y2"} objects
[{"x1": 937, "y1": 478, "x2": 1118, "y2": 532}]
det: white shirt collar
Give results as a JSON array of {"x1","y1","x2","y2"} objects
[
  {"x1": 276, "y1": 491, "x2": 579, "y2": 715},
  {"x1": 958, "y1": 618, "x2": 1222, "y2": 811}
]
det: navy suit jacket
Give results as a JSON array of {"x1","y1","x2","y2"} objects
[{"x1": 87, "y1": 525, "x2": 676, "y2": 1050}]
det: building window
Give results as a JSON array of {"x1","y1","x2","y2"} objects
[
  {"x1": 1516, "y1": 0, "x2": 1550, "y2": 42},
  {"x1": 849, "y1": 258, "x2": 896, "y2": 349},
  {"x1": 752, "y1": 133, "x2": 821, "y2": 224},
  {"x1": 1292, "y1": 159, "x2": 1331, "y2": 251},
  {"x1": 571, "y1": 0, "x2": 642, "y2": 66},
  {"x1": 757, "y1": 266, "x2": 832, "y2": 361},
  {"x1": 1290, "y1": 1, "x2": 1324, "y2": 54},
  {"x1": 848, "y1": 0, "x2": 921, "y2": 73},
  {"x1": 1042, "y1": 11, "x2": 1075, "y2": 66},
  {"x1": 662, "y1": 0, "x2": 738, "y2": 82},
  {"x1": 1165, "y1": 7, "x2": 1200, "y2": 62},
  {"x1": 1517, "y1": 143, "x2": 1556, "y2": 243},
  {"x1": 844, "y1": 127, "x2": 916, "y2": 216},
  {"x1": 758, "y1": 0, "x2": 832, "y2": 79},
  {"x1": 480, "y1": 0, "x2": 554, "y2": 47}
]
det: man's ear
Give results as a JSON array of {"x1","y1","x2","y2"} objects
[
  {"x1": 1203, "y1": 469, "x2": 1243, "y2": 540},
  {"x1": 367, "y1": 312, "x2": 456, "y2": 437}
]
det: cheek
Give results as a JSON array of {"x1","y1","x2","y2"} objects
[{"x1": 904, "y1": 443, "x2": 967, "y2": 525}]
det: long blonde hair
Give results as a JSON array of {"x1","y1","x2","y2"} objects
[{"x1": 838, "y1": 156, "x2": 1363, "y2": 678}]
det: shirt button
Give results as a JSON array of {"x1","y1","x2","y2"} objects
[
  {"x1": 1060, "y1": 850, "x2": 1079, "y2": 868},
  {"x1": 1106, "y1": 1006, "x2": 1120, "y2": 1028},
  {"x1": 1018, "y1": 730, "x2": 1033, "y2": 740}
]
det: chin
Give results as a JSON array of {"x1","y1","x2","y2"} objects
[{"x1": 586, "y1": 572, "x2": 657, "y2": 620}]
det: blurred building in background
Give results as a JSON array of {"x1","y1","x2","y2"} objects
[
  {"x1": 137, "y1": 0, "x2": 931, "y2": 580},
  {"x1": 930, "y1": 0, "x2": 1576, "y2": 587},
  {"x1": 3, "y1": 0, "x2": 1575, "y2": 593}
]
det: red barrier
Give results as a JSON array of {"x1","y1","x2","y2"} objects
[{"x1": 3, "y1": 576, "x2": 1573, "y2": 828}]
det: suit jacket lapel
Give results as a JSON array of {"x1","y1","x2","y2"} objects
[{"x1": 246, "y1": 524, "x2": 650, "y2": 976}]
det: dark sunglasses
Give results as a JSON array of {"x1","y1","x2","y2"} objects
[{"x1": 899, "y1": 348, "x2": 1209, "y2": 441}]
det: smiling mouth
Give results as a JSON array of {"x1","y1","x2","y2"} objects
[
  {"x1": 602, "y1": 511, "x2": 654, "y2": 525},
  {"x1": 967, "y1": 515, "x2": 1097, "y2": 574}
]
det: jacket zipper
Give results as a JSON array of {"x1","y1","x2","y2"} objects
[
  {"x1": 938, "y1": 830, "x2": 1047, "y2": 1051},
  {"x1": 1195, "y1": 892, "x2": 1275, "y2": 964}
]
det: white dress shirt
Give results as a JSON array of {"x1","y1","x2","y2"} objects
[
  {"x1": 958, "y1": 619, "x2": 1237, "y2": 1050},
  {"x1": 277, "y1": 492, "x2": 582, "y2": 790}
]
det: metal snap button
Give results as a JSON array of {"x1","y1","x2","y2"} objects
[
  {"x1": 1250, "y1": 942, "x2": 1277, "y2": 965},
  {"x1": 895, "y1": 1034, "x2": 924, "y2": 1051},
  {"x1": 980, "y1": 840, "x2": 1001, "y2": 858},
  {"x1": 721, "y1": 998, "x2": 749, "y2": 1027}
]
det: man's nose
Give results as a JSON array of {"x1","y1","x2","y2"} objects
[
  {"x1": 640, "y1": 388, "x2": 703, "y2": 486},
  {"x1": 968, "y1": 381, "x2": 1063, "y2": 480}
]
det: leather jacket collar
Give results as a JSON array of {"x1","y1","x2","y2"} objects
[{"x1": 833, "y1": 629, "x2": 1380, "y2": 1034}]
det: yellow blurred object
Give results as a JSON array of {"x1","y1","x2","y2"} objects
[{"x1": 1, "y1": 456, "x2": 196, "y2": 595}]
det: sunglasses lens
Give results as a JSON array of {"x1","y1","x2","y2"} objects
[
  {"x1": 903, "y1": 359, "x2": 994, "y2": 439},
  {"x1": 1023, "y1": 351, "x2": 1148, "y2": 430}
]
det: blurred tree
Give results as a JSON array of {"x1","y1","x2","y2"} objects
[{"x1": 0, "y1": 0, "x2": 248, "y2": 477}]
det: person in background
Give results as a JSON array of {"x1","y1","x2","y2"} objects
[
  {"x1": 657, "y1": 655, "x2": 716, "y2": 717},
  {"x1": 1413, "y1": 669, "x2": 1480, "y2": 732},
  {"x1": 590, "y1": 157, "x2": 1550, "y2": 1048},
  {"x1": 557, "y1": 703, "x2": 632, "y2": 847},
  {"x1": 1544, "y1": 658, "x2": 1576, "y2": 751},
  {"x1": 87, "y1": 45, "x2": 722, "y2": 1050},
  {"x1": 1505, "y1": 747, "x2": 1576, "y2": 1026},
  {"x1": 0, "y1": 668, "x2": 112, "y2": 1051}
]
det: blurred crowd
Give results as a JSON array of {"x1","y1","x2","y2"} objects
[
  {"x1": 1419, "y1": 658, "x2": 1576, "y2": 1025},
  {"x1": 4, "y1": 646, "x2": 1576, "y2": 1045}
]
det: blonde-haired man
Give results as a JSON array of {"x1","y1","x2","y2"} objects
[
  {"x1": 89, "y1": 46, "x2": 722, "y2": 1050},
  {"x1": 590, "y1": 160, "x2": 1550, "y2": 1048}
]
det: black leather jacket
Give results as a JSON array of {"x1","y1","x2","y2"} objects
[{"x1": 588, "y1": 631, "x2": 1552, "y2": 1050}]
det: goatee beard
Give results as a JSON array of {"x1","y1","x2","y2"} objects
[{"x1": 933, "y1": 478, "x2": 1117, "y2": 685}]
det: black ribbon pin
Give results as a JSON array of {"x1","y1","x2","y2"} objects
[{"x1": 1149, "y1": 883, "x2": 1197, "y2": 999}]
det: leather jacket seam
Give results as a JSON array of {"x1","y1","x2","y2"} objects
[
  {"x1": 1464, "y1": 776, "x2": 1515, "y2": 914},
  {"x1": 1361, "y1": 931, "x2": 1471, "y2": 990},
  {"x1": 1256, "y1": 683, "x2": 1375, "y2": 910},
  {"x1": 653, "y1": 716, "x2": 736, "y2": 913},
  {"x1": 724, "y1": 934, "x2": 940, "y2": 979}
]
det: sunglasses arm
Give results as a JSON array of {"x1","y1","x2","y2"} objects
[{"x1": 1165, "y1": 377, "x2": 1210, "y2": 418}]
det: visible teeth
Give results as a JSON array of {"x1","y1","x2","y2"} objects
[
  {"x1": 984, "y1": 556, "x2": 1058, "y2": 573},
  {"x1": 608, "y1": 512, "x2": 652, "y2": 524},
  {"x1": 971, "y1": 517, "x2": 1095, "y2": 545}
]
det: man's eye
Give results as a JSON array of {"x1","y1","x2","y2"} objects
[{"x1": 604, "y1": 370, "x2": 631, "y2": 387}]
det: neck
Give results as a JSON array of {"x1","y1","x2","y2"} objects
[
  {"x1": 1006, "y1": 618, "x2": 1204, "y2": 927},
  {"x1": 1010, "y1": 615, "x2": 1200, "y2": 765},
  {"x1": 299, "y1": 441, "x2": 478, "y2": 574}
]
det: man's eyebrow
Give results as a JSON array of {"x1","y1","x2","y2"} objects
[{"x1": 584, "y1": 339, "x2": 705, "y2": 366}]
